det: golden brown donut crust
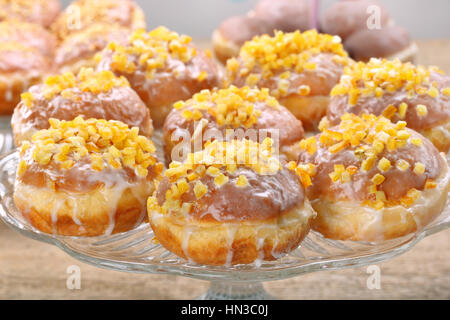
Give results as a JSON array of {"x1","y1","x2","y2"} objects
[
  {"x1": 97, "y1": 27, "x2": 221, "y2": 128},
  {"x1": 150, "y1": 202, "x2": 314, "y2": 265},
  {"x1": 14, "y1": 182, "x2": 153, "y2": 237},
  {"x1": 12, "y1": 71, "x2": 153, "y2": 146},
  {"x1": 0, "y1": 0, "x2": 61, "y2": 28},
  {"x1": 55, "y1": 23, "x2": 131, "y2": 74},
  {"x1": 51, "y1": 0, "x2": 145, "y2": 40}
]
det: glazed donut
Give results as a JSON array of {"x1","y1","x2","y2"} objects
[
  {"x1": 0, "y1": 0, "x2": 61, "y2": 29},
  {"x1": 212, "y1": 0, "x2": 312, "y2": 64},
  {"x1": 55, "y1": 23, "x2": 131, "y2": 74},
  {"x1": 344, "y1": 26, "x2": 417, "y2": 63},
  {"x1": 225, "y1": 30, "x2": 352, "y2": 131},
  {"x1": 12, "y1": 68, "x2": 153, "y2": 146},
  {"x1": 163, "y1": 86, "x2": 304, "y2": 162},
  {"x1": 321, "y1": 0, "x2": 391, "y2": 41},
  {"x1": 327, "y1": 58, "x2": 450, "y2": 152},
  {"x1": 297, "y1": 113, "x2": 449, "y2": 241},
  {"x1": 0, "y1": 20, "x2": 57, "y2": 58},
  {"x1": 96, "y1": 27, "x2": 221, "y2": 128},
  {"x1": 0, "y1": 42, "x2": 52, "y2": 115},
  {"x1": 14, "y1": 116, "x2": 163, "y2": 236},
  {"x1": 148, "y1": 138, "x2": 316, "y2": 265},
  {"x1": 51, "y1": 0, "x2": 145, "y2": 40}
]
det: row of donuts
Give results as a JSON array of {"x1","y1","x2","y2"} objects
[
  {"x1": 11, "y1": 26, "x2": 450, "y2": 266},
  {"x1": 213, "y1": 0, "x2": 417, "y2": 64},
  {"x1": 0, "y1": 0, "x2": 146, "y2": 115}
]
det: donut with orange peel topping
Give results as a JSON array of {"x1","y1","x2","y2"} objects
[
  {"x1": 14, "y1": 116, "x2": 163, "y2": 236},
  {"x1": 148, "y1": 138, "x2": 316, "y2": 266},
  {"x1": 96, "y1": 27, "x2": 221, "y2": 128},
  {"x1": 0, "y1": 42, "x2": 52, "y2": 115},
  {"x1": 51, "y1": 0, "x2": 145, "y2": 40},
  {"x1": 298, "y1": 113, "x2": 449, "y2": 241}
]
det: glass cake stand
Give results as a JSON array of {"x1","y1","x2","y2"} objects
[
  {"x1": 0, "y1": 151, "x2": 449, "y2": 300},
  {"x1": 0, "y1": 117, "x2": 13, "y2": 155}
]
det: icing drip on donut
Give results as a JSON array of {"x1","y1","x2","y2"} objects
[
  {"x1": 224, "y1": 225, "x2": 238, "y2": 267},
  {"x1": 50, "y1": 198, "x2": 63, "y2": 235}
]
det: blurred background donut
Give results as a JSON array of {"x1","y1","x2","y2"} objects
[
  {"x1": 163, "y1": 86, "x2": 304, "y2": 162},
  {"x1": 51, "y1": 0, "x2": 145, "y2": 40},
  {"x1": 0, "y1": 0, "x2": 61, "y2": 29},
  {"x1": 0, "y1": 20, "x2": 57, "y2": 58},
  {"x1": 148, "y1": 138, "x2": 316, "y2": 265}
]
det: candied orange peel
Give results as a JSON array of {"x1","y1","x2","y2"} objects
[
  {"x1": 331, "y1": 58, "x2": 448, "y2": 106},
  {"x1": 20, "y1": 116, "x2": 161, "y2": 178},
  {"x1": 173, "y1": 86, "x2": 279, "y2": 128},
  {"x1": 148, "y1": 138, "x2": 282, "y2": 215},
  {"x1": 226, "y1": 30, "x2": 349, "y2": 91},
  {"x1": 104, "y1": 26, "x2": 197, "y2": 78}
]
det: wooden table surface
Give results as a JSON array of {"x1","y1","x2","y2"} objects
[{"x1": 1, "y1": 40, "x2": 449, "y2": 300}]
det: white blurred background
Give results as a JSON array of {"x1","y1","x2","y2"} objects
[{"x1": 61, "y1": 0, "x2": 450, "y2": 39}]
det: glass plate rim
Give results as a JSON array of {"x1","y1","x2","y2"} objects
[{"x1": 1, "y1": 150, "x2": 449, "y2": 282}]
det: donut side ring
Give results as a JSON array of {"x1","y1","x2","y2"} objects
[
  {"x1": 14, "y1": 181, "x2": 154, "y2": 237},
  {"x1": 149, "y1": 200, "x2": 314, "y2": 265}
]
